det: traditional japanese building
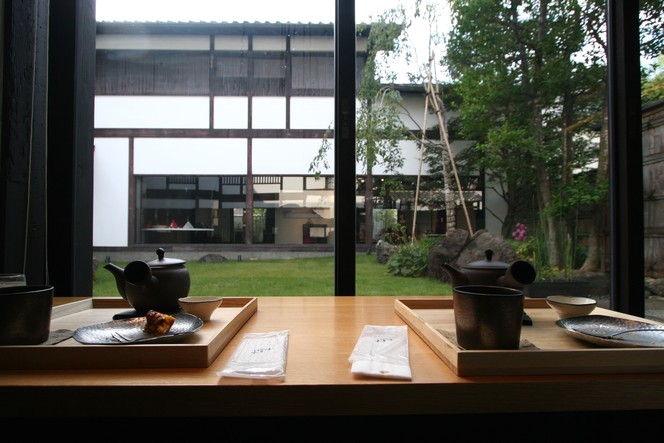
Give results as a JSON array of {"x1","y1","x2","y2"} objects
[{"x1": 93, "y1": 21, "x2": 485, "y2": 255}]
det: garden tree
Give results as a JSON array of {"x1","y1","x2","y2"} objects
[
  {"x1": 447, "y1": 0, "x2": 563, "y2": 268},
  {"x1": 401, "y1": 0, "x2": 474, "y2": 235},
  {"x1": 569, "y1": 0, "x2": 662, "y2": 272},
  {"x1": 539, "y1": 0, "x2": 662, "y2": 273},
  {"x1": 363, "y1": 0, "x2": 473, "y2": 237},
  {"x1": 642, "y1": 54, "x2": 664, "y2": 103},
  {"x1": 309, "y1": 21, "x2": 407, "y2": 250},
  {"x1": 445, "y1": 0, "x2": 542, "y2": 242},
  {"x1": 445, "y1": 0, "x2": 606, "y2": 271},
  {"x1": 446, "y1": 0, "x2": 662, "y2": 272}
]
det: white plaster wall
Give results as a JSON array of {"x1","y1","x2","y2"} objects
[
  {"x1": 214, "y1": 35, "x2": 249, "y2": 50},
  {"x1": 214, "y1": 97, "x2": 249, "y2": 129},
  {"x1": 93, "y1": 138, "x2": 129, "y2": 247},
  {"x1": 252, "y1": 97, "x2": 287, "y2": 129},
  {"x1": 95, "y1": 96, "x2": 209, "y2": 128},
  {"x1": 274, "y1": 210, "x2": 303, "y2": 244},
  {"x1": 254, "y1": 36, "x2": 286, "y2": 51},
  {"x1": 290, "y1": 35, "x2": 334, "y2": 51},
  {"x1": 368, "y1": 140, "x2": 431, "y2": 176},
  {"x1": 253, "y1": 138, "x2": 332, "y2": 174},
  {"x1": 92, "y1": 91, "x2": 507, "y2": 245},
  {"x1": 290, "y1": 97, "x2": 334, "y2": 129},
  {"x1": 399, "y1": 94, "x2": 438, "y2": 130},
  {"x1": 134, "y1": 138, "x2": 247, "y2": 174},
  {"x1": 96, "y1": 34, "x2": 210, "y2": 50}
]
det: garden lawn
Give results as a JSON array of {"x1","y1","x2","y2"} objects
[{"x1": 94, "y1": 254, "x2": 451, "y2": 297}]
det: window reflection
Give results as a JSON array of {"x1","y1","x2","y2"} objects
[{"x1": 91, "y1": 1, "x2": 662, "y2": 311}]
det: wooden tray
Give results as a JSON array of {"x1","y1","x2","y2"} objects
[
  {"x1": 0, "y1": 297, "x2": 257, "y2": 369},
  {"x1": 395, "y1": 297, "x2": 664, "y2": 376}
]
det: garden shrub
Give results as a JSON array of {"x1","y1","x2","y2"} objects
[{"x1": 386, "y1": 238, "x2": 436, "y2": 277}]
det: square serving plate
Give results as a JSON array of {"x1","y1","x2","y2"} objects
[
  {"x1": 0, "y1": 297, "x2": 257, "y2": 369},
  {"x1": 395, "y1": 297, "x2": 664, "y2": 376}
]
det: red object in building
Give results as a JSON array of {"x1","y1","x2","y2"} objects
[{"x1": 169, "y1": 219, "x2": 179, "y2": 228}]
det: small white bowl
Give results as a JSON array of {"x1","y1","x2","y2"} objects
[
  {"x1": 546, "y1": 295, "x2": 597, "y2": 319},
  {"x1": 178, "y1": 296, "x2": 223, "y2": 322}
]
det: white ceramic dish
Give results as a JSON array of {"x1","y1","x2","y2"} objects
[
  {"x1": 178, "y1": 296, "x2": 223, "y2": 322},
  {"x1": 546, "y1": 295, "x2": 597, "y2": 319},
  {"x1": 556, "y1": 315, "x2": 664, "y2": 348},
  {"x1": 73, "y1": 313, "x2": 203, "y2": 345}
]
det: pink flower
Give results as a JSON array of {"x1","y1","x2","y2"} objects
[{"x1": 512, "y1": 222, "x2": 527, "y2": 241}]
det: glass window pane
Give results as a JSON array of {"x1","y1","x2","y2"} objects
[
  {"x1": 94, "y1": 1, "x2": 336, "y2": 297},
  {"x1": 641, "y1": 0, "x2": 664, "y2": 321},
  {"x1": 92, "y1": 1, "x2": 655, "y2": 310}
]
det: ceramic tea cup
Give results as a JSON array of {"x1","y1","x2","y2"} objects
[
  {"x1": 0, "y1": 273, "x2": 27, "y2": 287},
  {"x1": 178, "y1": 296, "x2": 223, "y2": 322},
  {"x1": 453, "y1": 285, "x2": 524, "y2": 350},
  {"x1": 0, "y1": 285, "x2": 54, "y2": 345}
]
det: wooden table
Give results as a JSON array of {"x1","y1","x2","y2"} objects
[{"x1": 2, "y1": 296, "x2": 664, "y2": 434}]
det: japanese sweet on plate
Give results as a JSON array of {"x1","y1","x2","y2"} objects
[
  {"x1": 546, "y1": 295, "x2": 597, "y2": 319},
  {"x1": 144, "y1": 310, "x2": 176, "y2": 335},
  {"x1": 73, "y1": 312, "x2": 203, "y2": 345},
  {"x1": 178, "y1": 296, "x2": 223, "y2": 322}
]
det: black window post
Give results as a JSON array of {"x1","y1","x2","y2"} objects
[
  {"x1": 607, "y1": 0, "x2": 645, "y2": 316},
  {"x1": 334, "y1": 0, "x2": 356, "y2": 296}
]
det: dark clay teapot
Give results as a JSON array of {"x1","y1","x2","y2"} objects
[
  {"x1": 441, "y1": 249, "x2": 537, "y2": 290},
  {"x1": 104, "y1": 248, "x2": 190, "y2": 315}
]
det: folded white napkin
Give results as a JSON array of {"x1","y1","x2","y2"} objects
[
  {"x1": 348, "y1": 325, "x2": 412, "y2": 380},
  {"x1": 218, "y1": 330, "x2": 289, "y2": 379}
]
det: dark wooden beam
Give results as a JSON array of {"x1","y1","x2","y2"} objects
[
  {"x1": 0, "y1": 0, "x2": 49, "y2": 283},
  {"x1": 607, "y1": 0, "x2": 645, "y2": 316},
  {"x1": 335, "y1": 0, "x2": 356, "y2": 295},
  {"x1": 46, "y1": 1, "x2": 96, "y2": 296}
]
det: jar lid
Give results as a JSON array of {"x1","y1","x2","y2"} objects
[
  {"x1": 147, "y1": 248, "x2": 186, "y2": 268},
  {"x1": 463, "y1": 249, "x2": 509, "y2": 270}
]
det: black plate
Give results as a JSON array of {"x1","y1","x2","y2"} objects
[
  {"x1": 556, "y1": 315, "x2": 664, "y2": 348},
  {"x1": 73, "y1": 313, "x2": 203, "y2": 345}
]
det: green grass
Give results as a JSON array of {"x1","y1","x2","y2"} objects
[{"x1": 94, "y1": 254, "x2": 451, "y2": 297}]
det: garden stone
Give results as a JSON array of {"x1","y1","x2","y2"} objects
[
  {"x1": 456, "y1": 229, "x2": 518, "y2": 266},
  {"x1": 199, "y1": 254, "x2": 228, "y2": 263},
  {"x1": 427, "y1": 228, "x2": 517, "y2": 283},
  {"x1": 427, "y1": 228, "x2": 469, "y2": 279},
  {"x1": 646, "y1": 277, "x2": 664, "y2": 296},
  {"x1": 376, "y1": 240, "x2": 396, "y2": 264}
]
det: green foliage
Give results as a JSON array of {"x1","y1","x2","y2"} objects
[
  {"x1": 510, "y1": 231, "x2": 549, "y2": 281},
  {"x1": 309, "y1": 15, "x2": 409, "y2": 176},
  {"x1": 376, "y1": 209, "x2": 408, "y2": 244},
  {"x1": 510, "y1": 220, "x2": 588, "y2": 282},
  {"x1": 386, "y1": 238, "x2": 436, "y2": 277},
  {"x1": 381, "y1": 223, "x2": 409, "y2": 245},
  {"x1": 643, "y1": 54, "x2": 664, "y2": 103}
]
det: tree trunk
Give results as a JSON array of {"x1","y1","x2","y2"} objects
[
  {"x1": 531, "y1": 0, "x2": 562, "y2": 269},
  {"x1": 580, "y1": 107, "x2": 610, "y2": 272},
  {"x1": 364, "y1": 168, "x2": 374, "y2": 250},
  {"x1": 424, "y1": 81, "x2": 472, "y2": 233}
]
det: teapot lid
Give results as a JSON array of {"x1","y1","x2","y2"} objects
[
  {"x1": 463, "y1": 249, "x2": 508, "y2": 270},
  {"x1": 147, "y1": 248, "x2": 186, "y2": 268}
]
